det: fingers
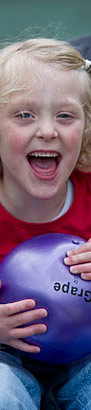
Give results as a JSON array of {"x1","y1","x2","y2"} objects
[
  {"x1": 81, "y1": 273, "x2": 91, "y2": 280},
  {"x1": 9, "y1": 323, "x2": 47, "y2": 339},
  {"x1": 63, "y1": 239, "x2": 91, "y2": 280},
  {"x1": 64, "y1": 256, "x2": 91, "y2": 279},
  {"x1": 1, "y1": 299, "x2": 36, "y2": 316},
  {"x1": 8, "y1": 339, "x2": 41, "y2": 353},
  {"x1": 64, "y1": 253, "x2": 91, "y2": 280},
  {"x1": 0, "y1": 299, "x2": 48, "y2": 351},
  {"x1": 66, "y1": 239, "x2": 91, "y2": 257},
  {"x1": 69, "y1": 263, "x2": 91, "y2": 274},
  {"x1": 8, "y1": 307, "x2": 48, "y2": 328},
  {"x1": 64, "y1": 251, "x2": 91, "y2": 266}
]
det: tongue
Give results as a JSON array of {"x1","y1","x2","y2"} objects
[{"x1": 30, "y1": 156, "x2": 57, "y2": 174}]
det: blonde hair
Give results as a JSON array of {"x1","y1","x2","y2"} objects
[{"x1": 0, "y1": 37, "x2": 91, "y2": 174}]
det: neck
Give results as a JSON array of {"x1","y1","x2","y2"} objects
[{"x1": 0, "y1": 179, "x2": 67, "y2": 223}]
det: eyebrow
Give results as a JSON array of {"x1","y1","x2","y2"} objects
[
  {"x1": 8, "y1": 91, "x2": 83, "y2": 114},
  {"x1": 10, "y1": 98, "x2": 81, "y2": 109}
]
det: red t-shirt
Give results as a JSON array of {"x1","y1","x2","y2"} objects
[{"x1": 0, "y1": 169, "x2": 91, "y2": 262}]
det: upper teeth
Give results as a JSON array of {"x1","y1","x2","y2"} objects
[{"x1": 29, "y1": 152, "x2": 58, "y2": 158}]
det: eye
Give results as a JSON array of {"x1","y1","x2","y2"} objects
[
  {"x1": 56, "y1": 112, "x2": 73, "y2": 120},
  {"x1": 17, "y1": 112, "x2": 35, "y2": 119}
]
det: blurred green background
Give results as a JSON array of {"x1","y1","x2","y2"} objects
[{"x1": 0, "y1": 0, "x2": 91, "y2": 42}]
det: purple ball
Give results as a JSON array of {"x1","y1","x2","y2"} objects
[{"x1": 0, "y1": 233, "x2": 91, "y2": 364}]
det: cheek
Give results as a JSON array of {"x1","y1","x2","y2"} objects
[
  {"x1": 8, "y1": 134, "x2": 24, "y2": 155},
  {"x1": 68, "y1": 124, "x2": 83, "y2": 152},
  {"x1": 70, "y1": 134, "x2": 81, "y2": 147},
  {"x1": 0, "y1": 136, "x2": 24, "y2": 169},
  {"x1": 64, "y1": 134, "x2": 82, "y2": 157}
]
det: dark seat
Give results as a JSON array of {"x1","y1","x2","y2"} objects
[{"x1": 70, "y1": 35, "x2": 91, "y2": 59}]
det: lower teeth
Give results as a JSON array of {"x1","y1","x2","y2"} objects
[{"x1": 37, "y1": 171, "x2": 53, "y2": 175}]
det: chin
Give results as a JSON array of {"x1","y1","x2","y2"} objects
[{"x1": 30, "y1": 187, "x2": 59, "y2": 200}]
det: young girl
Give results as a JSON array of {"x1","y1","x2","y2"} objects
[{"x1": 0, "y1": 37, "x2": 91, "y2": 410}]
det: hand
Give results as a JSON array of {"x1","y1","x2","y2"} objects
[
  {"x1": 0, "y1": 298, "x2": 47, "y2": 352},
  {"x1": 64, "y1": 238, "x2": 91, "y2": 280}
]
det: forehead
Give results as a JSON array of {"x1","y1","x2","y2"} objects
[{"x1": 4, "y1": 59, "x2": 84, "y2": 108}]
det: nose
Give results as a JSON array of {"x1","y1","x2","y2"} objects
[{"x1": 35, "y1": 118, "x2": 58, "y2": 140}]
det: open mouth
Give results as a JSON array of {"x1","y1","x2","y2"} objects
[{"x1": 27, "y1": 151, "x2": 61, "y2": 179}]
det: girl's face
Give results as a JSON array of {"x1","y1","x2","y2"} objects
[{"x1": 0, "y1": 60, "x2": 85, "y2": 201}]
